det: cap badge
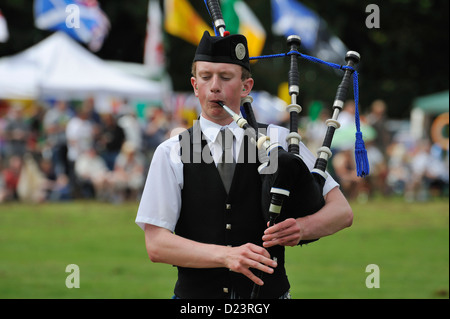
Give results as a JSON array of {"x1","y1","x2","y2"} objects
[{"x1": 235, "y1": 43, "x2": 246, "y2": 60}]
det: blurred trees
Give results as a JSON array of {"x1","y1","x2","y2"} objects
[{"x1": 1, "y1": 0, "x2": 448, "y2": 118}]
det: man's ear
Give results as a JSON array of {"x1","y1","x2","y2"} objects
[
  {"x1": 241, "y1": 78, "x2": 254, "y2": 97},
  {"x1": 191, "y1": 77, "x2": 198, "y2": 96}
]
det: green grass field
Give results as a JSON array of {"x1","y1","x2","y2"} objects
[{"x1": 0, "y1": 197, "x2": 448, "y2": 299}]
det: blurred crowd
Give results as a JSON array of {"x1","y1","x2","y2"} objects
[
  {"x1": 302, "y1": 99, "x2": 449, "y2": 203},
  {"x1": 0, "y1": 97, "x2": 180, "y2": 204},
  {"x1": 0, "y1": 97, "x2": 448, "y2": 204}
]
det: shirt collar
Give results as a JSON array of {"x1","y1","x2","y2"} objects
[{"x1": 199, "y1": 114, "x2": 244, "y2": 144}]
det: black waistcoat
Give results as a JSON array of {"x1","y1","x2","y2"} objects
[{"x1": 174, "y1": 123, "x2": 290, "y2": 299}]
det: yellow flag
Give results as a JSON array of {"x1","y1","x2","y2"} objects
[
  {"x1": 233, "y1": 1, "x2": 266, "y2": 58},
  {"x1": 164, "y1": 0, "x2": 214, "y2": 46}
]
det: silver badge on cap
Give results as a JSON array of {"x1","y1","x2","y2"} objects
[{"x1": 235, "y1": 43, "x2": 246, "y2": 60}]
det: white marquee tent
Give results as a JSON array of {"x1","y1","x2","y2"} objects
[{"x1": 0, "y1": 32, "x2": 163, "y2": 102}]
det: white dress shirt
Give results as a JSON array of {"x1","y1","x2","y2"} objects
[{"x1": 136, "y1": 115, "x2": 339, "y2": 232}]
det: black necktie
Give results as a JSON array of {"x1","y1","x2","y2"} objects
[{"x1": 217, "y1": 128, "x2": 236, "y2": 193}]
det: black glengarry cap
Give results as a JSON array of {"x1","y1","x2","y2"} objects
[{"x1": 194, "y1": 31, "x2": 250, "y2": 71}]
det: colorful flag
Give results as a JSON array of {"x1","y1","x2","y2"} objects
[
  {"x1": 271, "y1": 0, "x2": 347, "y2": 63},
  {"x1": 34, "y1": 0, "x2": 110, "y2": 52},
  {"x1": 164, "y1": 0, "x2": 213, "y2": 46},
  {"x1": 0, "y1": 9, "x2": 9, "y2": 43},
  {"x1": 144, "y1": 0, "x2": 165, "y2": 77},
  {"x1": 221, "y1": 0, "x2": 266, "y2": 57}
]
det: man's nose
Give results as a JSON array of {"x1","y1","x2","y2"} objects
[{"x1": 210, "y1": 75, "x2": 221, "y2": 93}]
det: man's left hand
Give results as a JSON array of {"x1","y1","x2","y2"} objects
[{"x1": 262, "y1": 218, "x2": 302, "y2": 247}]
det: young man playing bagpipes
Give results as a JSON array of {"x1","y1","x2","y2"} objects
[{"x1": 136, "y1": 31, "x2": 353, "y2": 299}]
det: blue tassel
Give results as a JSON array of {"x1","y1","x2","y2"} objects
[
  {"x1": 351, "y1": 70, "x2": 370, "y2": 178},
  {"x1": 355, "y1": 132, "x2": 370, "y2": 177}
]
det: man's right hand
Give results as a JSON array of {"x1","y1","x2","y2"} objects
[{"x1": 223, "y1": 243, "x2": 278, "y2": 286}]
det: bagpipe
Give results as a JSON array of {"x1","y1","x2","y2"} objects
[{"x1": 203, "y1": 0, "x2": 369, "y2": 299}]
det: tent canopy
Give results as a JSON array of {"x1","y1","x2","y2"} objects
[
  {"x1": 412, "y1": 90, "x2": 449, "y2": 114},
  {"x1": 0, "y1": 32, "x2": 162, "y2": 101}
]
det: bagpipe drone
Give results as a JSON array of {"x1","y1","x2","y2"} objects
[{"x1": 203, "y1": 0, "x2": 369, "y2": 299}]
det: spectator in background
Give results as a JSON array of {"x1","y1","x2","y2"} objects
[
  {"x1": 365, "y1": 140, "x2": 389, "y2": 197},
  {"x1": 143, "y1": 107, "x2": 170, "y2": 160},
  {"x1": 386, "y1": 142, "x2": 410, "y2": 195},
  {"x1": 338, "y1": 100, "x2": 356, "y2": 129},
  {"x1": 97, "y1": 113, "x2": 125, "y2": 171},
  {"x1": 39, "y1": 157, "x2": 71, "y2": 201},
  {"x1": 0, "y1": 107, "x2": 7, "y2": 159},
  {"x1": 0, "y1": 172, "x2": 5, "y2": 203},
  {"x1": 82, "y1": 96, "x2": 102, "y2": 125},
  {"x1": 118, "y1": 102, "x2": 143, "y2": 152},
  {"x1": 16, "y1": 153, "x2": 47, "y2": 203},
  {"x1": 27, "y1": 102, "x2": 46, "y2": 158},
  {"x1": 365, "y1": 99, "x2": 391, "y2": 195},
  {"x1": 0, "y1": 155, "x2": 22, "y2": 201},
  {"x1": 111, "y1": 141, "x2": 145, "y2": 202},
  {"x1": 425, "y1": 143, "x2": 449, "y2": 197},
  {"x1": 0, "y1": 158, "x2": 8, "y2": 202},
  {"x1": 405, "y1": 139, "x2": 449, "y2": 201},
  {"x1": 74, "y1": 147, "x2": 110, "y2": 199},
  {"x1": 366, "y1": 99, "x2": 391, "y2": 157},
  {"x1": 65, "y1": 102, "x2": 96, "y2": 196},
  {"x1": 405, "y1": 139, "x2": 431, "y2": 201},
  {"x1": 43, "y1": 100, "x2": 73, "y2": 176},
  {"x1": 3, "y1": 105, "x2": 29, "y2": 158}
]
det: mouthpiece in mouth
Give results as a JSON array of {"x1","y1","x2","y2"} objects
[
  {"x1": 216, "y1": 101, "x2": 233, "y2": 116},
  {"x1": 217, "y1": 101, "x2": 234, "y2": 118}
]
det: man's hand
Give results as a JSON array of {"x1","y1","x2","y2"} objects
[
  {"x1": 224, "y1": 243, "x2": 278, "y2": 286},
  {"x1": 262, "y1": 218, "x2": 302, "y2": 247}
]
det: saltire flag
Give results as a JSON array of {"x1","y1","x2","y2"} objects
[
  {"x1": 144, "y1": 0, "x2": 165, "y2": 77},
  {"x1": 0, "y1": 9, "x2": 9, "y2": 43},
  {"x1": 271, "y1": 0, "x2": 347, "y2": 64},
  {"x1": 164, "y1": 0, "x2": 213, "y2": 46},
  {"x1": 34, "y1": 0, "x2": 110, "y2": 52},
  {"x1": 221, "y1": 0, "x2": 266, "y2": 58}
]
